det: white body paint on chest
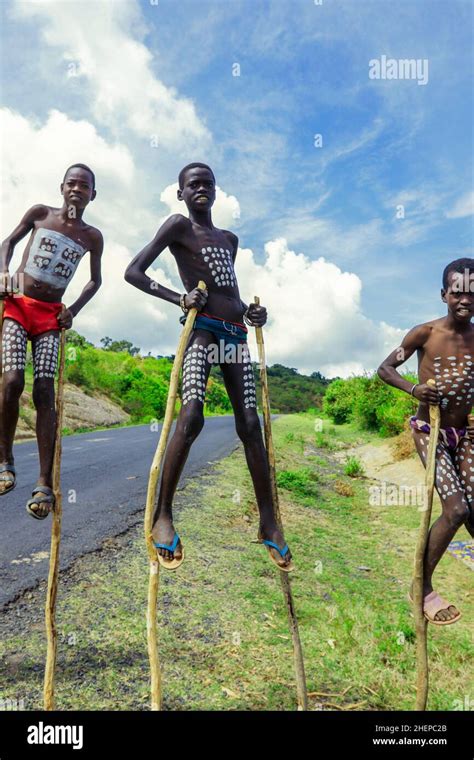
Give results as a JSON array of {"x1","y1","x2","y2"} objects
[
  {"x1": 200, "y1": 246, "x2": 236, "y2": 288},
  {"x1": 433, "y1": 354, "x2": 474, "y2": 409}
]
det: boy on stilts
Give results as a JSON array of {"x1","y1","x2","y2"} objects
[
  {"x1": 125, "y1": 163, "x2": 292, "y2": 571},
  {"x1": 0, "y1": 164, "x2": 103, "y2": 518},
  {"x1": 378, "y1": 258, "x2": 474, "y2": 624}
]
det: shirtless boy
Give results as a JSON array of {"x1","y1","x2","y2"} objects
[
  {"x1": 125, "y1": 163, "x2": 292, "y2": 571},
  {"x1": 378, "y1": 258, "x2": 474, "y2": 624},
  {"x1": 0, "y1": 164, "x2": 103, "y2": 518}
]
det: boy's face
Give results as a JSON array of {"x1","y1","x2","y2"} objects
[
  {"x1": 442, "y1": 271, "x2": 474, "y2": 323},
  {"x1": 177, "y1": 167, "x2": 216, "y2": 212},
  {"x1": 60, "y1": 168, "x2": 96, "y2": 211}
]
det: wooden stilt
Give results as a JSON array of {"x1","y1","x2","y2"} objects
[
  {"x1": 413, "y1": 378, "x2": 440, "y2": 711},
  {"x1": 43, "y1": 318, "x2": 67, "y2": 710},
  {"x1": 253, "y1": 296, "x2": 308, "y2": 711},
  {"x1": 144, "y1": 281, "x2": 206, "y2": 711}
]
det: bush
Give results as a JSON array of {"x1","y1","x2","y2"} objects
[
  {"x1": 322, "y1": 372, "x2": 418, "y2": 437},
  {"x1": 352, "y1": 376, "x2": 393, "y2": 431},
  {"x1": 205, "y1": 377, "x2": 232, "y2": 413},
  {"x1": 323, "y1": 377, "x2": 365, "y2": 424},
  {"x1": 120, "y1": 369, "x2": 168, "y2": 421}
]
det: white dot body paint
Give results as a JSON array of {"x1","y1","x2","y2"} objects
[
  {"x1": 410, "y1": 348, "x2": 474, "y2": 524},
  {"x1": 181, "y1": 339, "x2": 257, "y2": 409},
  {"x1": 198, "y1": 242, "x2": 236, "y2": 288}
]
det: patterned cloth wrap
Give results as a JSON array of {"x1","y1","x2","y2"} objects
[{"x1": 409, "y1": 415, "x2": 467, "y2": 452}]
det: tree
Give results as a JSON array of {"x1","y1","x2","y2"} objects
[
  {"x1": 100, "y1": 338, "x2": 141, "y2": 355},
  {"x1": 66, "y1": 330, "x2": 93, "y2": 348}
]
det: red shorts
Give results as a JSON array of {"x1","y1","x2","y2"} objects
[{"x1": 3, "y1": 294, "x2": 62, "y2": 337}]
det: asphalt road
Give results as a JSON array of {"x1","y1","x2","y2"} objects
[{"x1": 0, "y1": 416, "x2": 240, "y2": 607}]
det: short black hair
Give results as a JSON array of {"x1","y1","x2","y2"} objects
[
  {"x1": 178, "y1": 162, "x2": 215, "y2": 189},
  {"x1": 442, "y1": 257, "x2": 474, "y2": 289},
  {"x1": 63, "y1": 163, "x2": 95, "y2": 189}
]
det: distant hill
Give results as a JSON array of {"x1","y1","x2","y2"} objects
[
  {"x1": 211, "y1": 362, "x2": 330, "y2": 414},
  {"x1": 261, "y1": 364, "x2": 330, "y2": 413}
]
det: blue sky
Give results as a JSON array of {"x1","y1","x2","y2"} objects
[{"x1": 1, "y1": 0, "x2": 472, "y2": 375}]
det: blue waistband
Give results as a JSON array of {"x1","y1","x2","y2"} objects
[{"x1": 179, "y1": 313, "x2": 248, "y2": 345}]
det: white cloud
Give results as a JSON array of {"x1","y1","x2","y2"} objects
[
  {"x1": 0, "y1": 107, "x2": 157, "y2": 250},
  {"x1": 12, "y1": 0, "x2": 211, "y2": 152},
  {"x1": 1, "y1": 107, "x2": 137, "y2": 230},
  {"x1": 235, "y1": 238, "x2": 404, "y2": 377},
  {"x1": 446, "y1": 191, "x2": 474, "y2": 219}
]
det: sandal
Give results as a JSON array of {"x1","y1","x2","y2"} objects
[
  {"x1": 257, "y1": 531, "x2": 294, "y2": 572},
  {"x1": 422, "y1": 590, "x2": 462, "y2": 626},
  {"x1": 408, "y1": 589, "x2": 462, "y2": 626},
  {"x1": 0, "y1": 464, "x2": 16, "y2": 496},
  {"x1": 154, "y1": 532, "x2": 185, "y2": 570},
  {"x1": 26, "y1": 486, "x2": 55, "y2": 520}
]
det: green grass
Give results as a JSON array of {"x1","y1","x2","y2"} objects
[
  {"x1": 276, "y1": 468, "x2": 319, "y2": 498},
  {"x1": 0, "y1": 413, "x2": 472, "y2": 711}
]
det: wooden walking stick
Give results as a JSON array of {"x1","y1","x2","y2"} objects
[
  {"x1": 44, "y1": 311, "x2": 67, "y2": 710},
  {"x1": 144, "y1": 280, "x2": 206, "y2": 711},
  {"x1": 253, "y1": 296, "x2": 308, "y2": 711},
  {"x1": 413, "y1": 378, "x2": 440, "y2": 711}
]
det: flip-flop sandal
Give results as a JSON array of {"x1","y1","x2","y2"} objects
[
  {"x1": 0, "y1": 464, "x2": 16, "y2": 496},
  {"x1": 408, "y1": 589, "x2": 462, "y2": 626},
  {"x1": 154, "y1": 532, "x2": 184, "y2": 570},
  {"x1": 26, "y1": 486, "x2": 55, "y2": 521},
  {"x1": 256, "y1": 535, "x2": 294, "y2": 572}
]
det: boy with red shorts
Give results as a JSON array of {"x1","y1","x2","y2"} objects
[{"x1": 0, "y1": 164, "x2": 103, "y2": 518}]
